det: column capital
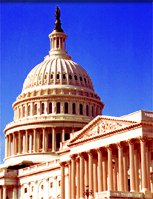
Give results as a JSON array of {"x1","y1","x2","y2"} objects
[
  {"x1": 106, "y1": 144, "x2": 113, "y2": 151},
  {"x1": 96, "y1": 147, "x2": 103, "y2": 153},
  {"x1": 60, "y1": 162, "x2": 66, "y2": 167},
  {"x1": 139, "y1": 136, "x2": 147, "y2": 142},
  {"x1": 70, "y1": 154, "x2": 77, "y2": 160},
  {"x1": 128, "y1": 139, "x2": 135, "y2": 145},
  {"x1": 117, "y1": 142, "x2": 124, "y2": 148}
]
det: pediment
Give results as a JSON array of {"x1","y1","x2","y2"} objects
[{"x1": 69, "y1": 116, "x2": 137, "y2": 145}]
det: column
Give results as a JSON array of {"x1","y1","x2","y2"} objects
[
  {"x1": 18, "y1": 131, "x2": 21, "y2": 154},
  {"x1": 140, "y1": 137, "x2": 148, "y2": 192},
  {"x1": 60, "y1": 162, "x2": 65, "y2": 199},
  {"x1": 0, "y1": 187, "x2": 2, "y2": 199},
  {"x1": 88, "y1": 151, "x2": 93, "y2": 198},
  {"x1": 85, "y1": 157, "x2": 89, "y2": 187},
  {"x1": 146, "y1": 142, "x2": 151, "y2": 191},
  {"x1": 13, "y1": 186, "x2": 17, "y2": 199},
  {"x1": 80, "y1": 154, "x2": 84, "y2": 199},
  {"x1": 123, "y1": 153, "x2": 128, "y2": 191},
  {"x1": 71, "y1": 155, "x2": 76, "y2": 199},
  {"x1": 25, "y1": 130, "x2": 28, "y2": 153},
  {"x1": 62, "y1": 129, "x2": 65, "y2": 142},
  {"x1": 93, "y1": 159, "x2": 98, "y2": 195},
  {"x1": 97, "y1": 149, "x2": 103, "y2": 192},
  {"x1": 68, "y1": 161, "x2": 71, "y2": 199},
  {"x1": 134, "y1": 149, "x2": 139, "y2": 191},
  {"x1": 52, "y1": 128, "x2": 56, "y2": 152},
  {"x1": 42, "y1": 128, "x2": 45, "y2": 152},
  {"x1": 128, "y1": 140, "x2": 136, "y2": 192},
  {"x1": 29, "y1": 134, "x2": 32, "y2": 153},
  {"x1": 3, "y1": 186, "x2": 6, "y2": 199},
  {"x1": 76, "y1": 158, "x2": 80, "y2": 199},
  {"x1": 5, "y1": 136, "x2": 8, "y2": 158},
  {"x1": 33, "y1": 129, "x2": 37, "y2": 152},
  {"x1": 118, "y1": 143, "x2": 124, "y2": 191},
  {"x1": 102, "y1": 158, "x2": 107, "y2": 191},
  {"x1": 7, "y1": 135, "x2": 10, "y2": 156},
  {"x1": 113, "y1": 158, "x2": 117, "y2": 191},
  {"x1": 107, "y1": 146, "x2": 113, "y2": 190},
  {"x1": 13, "y1": 133, "x2": 15, "y2": 155}
]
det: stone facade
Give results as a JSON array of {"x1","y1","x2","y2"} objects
[{"x1": 0, "y1": 7, "x2": 153, "y2": 199}]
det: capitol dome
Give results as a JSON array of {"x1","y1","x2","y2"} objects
[
  {"x1": 4, "y1": 7, "x2": 104, "y2": 167},
  {"x1": 22, "y1": 57, "x2": 94, "y2": 94}
]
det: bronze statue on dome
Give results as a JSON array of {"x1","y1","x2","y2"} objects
[{"x1": 54, "y1": 6, "x2": 64, "y2": 32}]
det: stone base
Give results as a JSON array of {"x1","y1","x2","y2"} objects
[{"x1": 95, "y1": 191, "x2": 144, "y2": 199}]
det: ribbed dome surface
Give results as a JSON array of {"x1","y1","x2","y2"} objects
[{"x1": 22, "y1": 58, "x2": 94, "y2": 93}]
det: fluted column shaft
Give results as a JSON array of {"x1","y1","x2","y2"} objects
[
  {"x1": 97, "y1": 149, "x2": 103, "y2": 192},
  {"x1": 123, "y1": 154, "x2": 128, "y2": 191},
  {"x1": 3, "y1": 186, "x2": 6, "y2": 199},
  {"x1": 61, "y1": 163, "x2": 65, "y2": 199},
  {"x1": 62, "y1": 128, "x2": 65, "y2": 142},
  {"x1": 140, "y1": 138, "x2": 148, "y2": 192},
  {"x1": 76, "y1": 159, "x2": 80, "y2": 199},
  {"x1": 18, "y1": 131, "x2": 21, "y2": 154},
  {"x1": 25, "y1": 130, "x2": 28, "y2": 153},
  {"x1": 118, "y1": 144, "x2": 124, "y2": 191},
  {"x1": 13, "y1": 186, "x2": 17, "y2": 199},
  {"x1": 107, "y1": 146, "x2": 113, "y2": 190},
  {"x1": 80, "y1": 154, "x2": 84, "y2": 198},
  {"x1": 88, "y1": 152, "x2": 93, "y2": 198},
  {"x1": 71, "y1": 156, "x2": 76, "y2": 199},
  {"x1": 33, "y1": 129, "x2": 37, "y2": 152},
  {"x1": 68, "y1": 161, "x2": 71, "y2": 199},
  {"x1": 129, "y1": 140, "x2": 135, "y2": 192},
  {"x1": 102, "y1": 158, "x2": 107, "y2": 191}
]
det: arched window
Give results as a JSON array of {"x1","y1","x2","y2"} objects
[
  {"x1": 39, "y1": 133, "x2": 43, "y2": 149},
  {"x1": 80, "y1": 76, "x2": 82, "y2": 81},
  {"x1": 69, "y1": 74, "x2": 72, "y2": 80},
  {"x1": 34, "y1": 104, "x2": 37, "y2": 115},
  {"x1": 56, "y1": 74, "x2": 60, "y2": 79},
  {"x1": 49, "y1": 102, "x2": 52, "y2": 114},
  {"x1": 41, "y1": 103, "x2": 45, "y2": 114},
  {"x1": 86, "y1": 105, "x2": 89, "y2": 116},
  {"x1": 63, "y1": 74, "x2": 66, "y2": 79},
  {"x1": 48, "y1": 133, "x2": 52, "y2": 149},
  {"x1": 79, "y1": 104, "x2": 83, "y2": 115},
  {"x1": 50, "y1": 74, "x2": 53, "y2": 79},
  {"x1": 23, "y1": 106, "x2": 25, "y2": 117},
  {"x1": 28, "y1": 105, "x2": 30, "y2": 116},
  {"x1": 74, "y1": 75, "x2": 78, "y2": 80},
  {"x1": 65, "y1": 133, "x2": 70, "y2": 140},
  {"x1": 19, "y1": 108, "x2": 21, "y2": 118},
  {"x1": 56, "y1": 102, "x2": 60, "y2": 114},
  {"x1": 56, "y1": 133, "x2": 61, "y2": 150},
  {"x1": 57, "y1": 38, "x2": 59, "y2": 48},
  {"x1": 72, "y1": 103, "x2": 76, "y2": 114},
  {"x1": 92, "y1": 106, "x2": 94, "y2": 117},
  {"x1": 64, "y1": 102, "x2": 68, "y2": 114}
]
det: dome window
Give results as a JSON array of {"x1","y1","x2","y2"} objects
[
  {"x1": 28, "y1": 105, "x2": 30, "y2": 116},
  {"x1": 74, "y1": 75, "x2": 78, "y2": 80},
  {"x1": 64, "y1": 102, "x2": 68, "y2": 114},
  {"x1": 56, "y1": 133, "x2": 61, "y2": 150},
  {"x1": 92, "y1": 106, "x2": 94, "y2": 117},
  {"x1": 86, "y1": 105, "x2": 89, "y2": 116},
  {"x1": 41, "y1": 103, "x2": 45, "y2": 114},
  {"x1": 49, "y1": 102, "x2": 52, "y2": 114},
  {"x1": 80, "y1": 76, "x2": 82, "y2": 81},
  {"x1": 34, "y1": 104, "x2": 37, "y2": 115},
  {"x1": 63, "y1": 74, "x2": 66, "y2": 79},
  {"x1": 84, "y1": 78, "x2": 87, "y2": 83},
  {"x1": 50, "y1": 74, "x2": 53, "y2": 79},
  {"x1": 56, "y1": 74, "x2": 60, "y2": 79},
  {"x1": 69, "y1": 74, "x2": 72, "y2": 80},
  {"x1": 79, "y1": 104, "x2": 83, "y2": 115},
  {"x1": 56, "y1": 102, "x2": 60, "y2": 114},
  {"x1": 48, "y1": 132, "x2": 52, "y2": 149},
  {"x1": 65, "y1": 133, "x2": 70, "y2": 140},
  {"x1": 72, "y1": 103, "x2": 76, "y2": 114},
  {"x1": 23, "y1": 106, "x2": 25, "y2": 117}
]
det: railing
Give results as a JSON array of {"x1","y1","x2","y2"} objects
[{"x1": 18, "y1": 159, "x2": 59, "y2": 176}]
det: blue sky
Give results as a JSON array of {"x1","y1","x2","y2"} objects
[{"x1": 0, "y1": 3, "x2": 152, "y2": 163}]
